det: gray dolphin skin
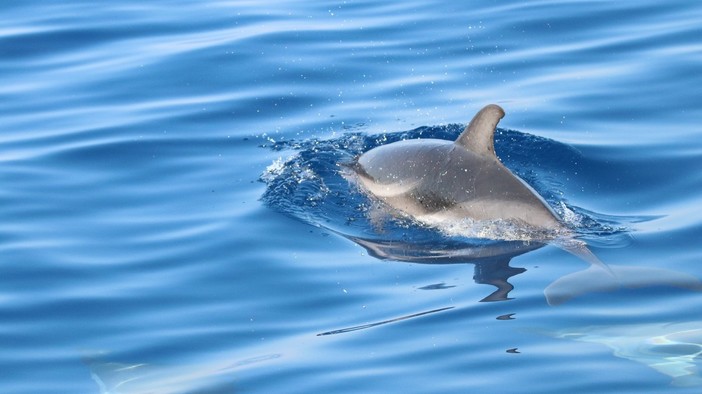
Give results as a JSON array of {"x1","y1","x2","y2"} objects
[
  {"x1": 353, "y1": 104, "x2": 562, "y2": 235},
  {"x1": 349, "y1": 104, "x2": 702, "y2": 304}
]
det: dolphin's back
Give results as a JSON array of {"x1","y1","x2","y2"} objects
[
  {"x1": 356, "y1": 139, "x2": 451, "y2": 187},
  {"x1": 354, "y1": 137, "x2": 561, "y2": 229}
]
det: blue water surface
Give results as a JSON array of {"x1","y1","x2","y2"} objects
[{"x1": 2, "y1": 1, "x2": 702, "y2": 393}]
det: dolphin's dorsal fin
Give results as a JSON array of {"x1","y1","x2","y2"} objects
[{"x1": 455, "y1": 104, "x2": 505, "y2": 156}]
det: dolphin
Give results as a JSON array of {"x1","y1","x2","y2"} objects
[
  {"x1": 351, "y1": 104, "x2": 587, "y2": 252},
  {"x1": 348, "y1": 104, "x2": 702, "y2": 304}
]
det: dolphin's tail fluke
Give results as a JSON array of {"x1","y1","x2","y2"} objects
[{"x1": 553, "y1": 237, "x2": 613, "y2": 273}]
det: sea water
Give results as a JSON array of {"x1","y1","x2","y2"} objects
[{"x1": 2, "y1": 1, "x2": 702, "y2": 393}]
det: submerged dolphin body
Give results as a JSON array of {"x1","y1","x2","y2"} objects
[
  {"x1": 349, "y1": 104, "x2": 702, "y2": 304},
  {"x1": 552, "y1": 321, "x2": 702, "y2": 387}
]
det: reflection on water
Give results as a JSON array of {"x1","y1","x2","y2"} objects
[
  {"x1": 317, "y1": 306, "x2": 455, "y2": 336},
  {"x1": 310, "y1": 236, "x2": 535, "y2": 336},
  {"x1": 349, "y1": 235, "x2": 535, "y2": 302}
]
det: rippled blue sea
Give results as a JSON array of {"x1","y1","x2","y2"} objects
[{"x1": 3, "y1": 1, "x2": 702, "y2": 393}]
